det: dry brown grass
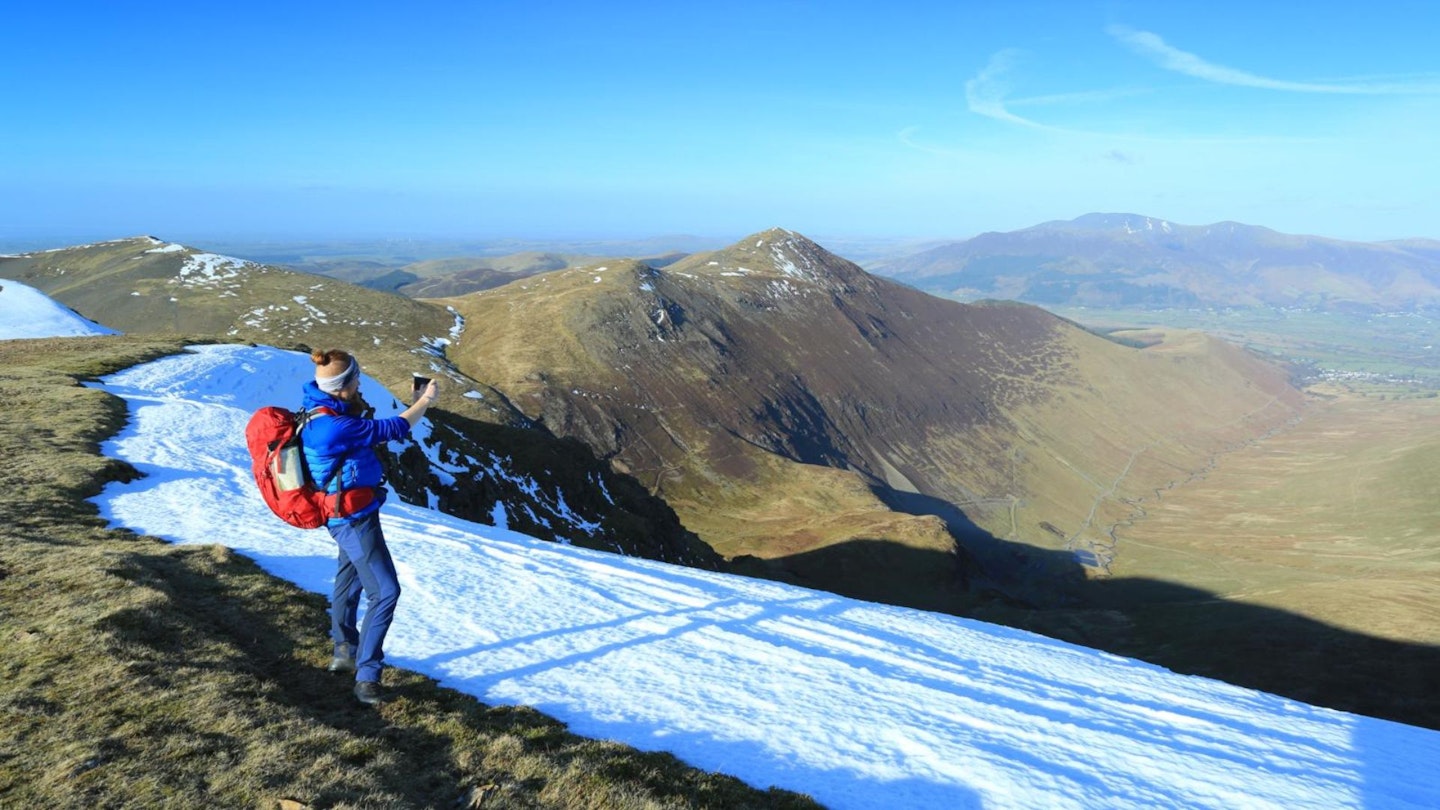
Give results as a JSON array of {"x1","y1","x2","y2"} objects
[
  {"x1": 0, "y1": 336, "x2": 818, "y2": 809},
  {"x1": 1108, "y1": 389, "x2": 1440, "y2": 645}
]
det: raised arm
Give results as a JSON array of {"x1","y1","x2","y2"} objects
[{"x1": 400, "y1": 379, "x2": 440, "y2": 428}]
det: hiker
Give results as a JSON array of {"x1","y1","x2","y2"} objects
[{"x1": 302, "y1": 349, "x2": 439, "y2": 705}]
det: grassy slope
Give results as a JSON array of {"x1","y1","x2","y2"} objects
[
  {"x1": 0, "y1": 336, "x2": 815, "y2": 809},
  {"x1": 964, "y1": 336, "x2": 1440, "y2": 731},
  {"x1": 1107, "y1": 388, "x2": 1440, "y2": 644},
  {"x1": 0, "y1": 238, "x2": 513, "y2": 428},
  {"x1": 436, "y1": 262, "x2": 968, "y2": 608},
  {"x1": 993, "y1": 327, "x2": 1304, "y2": 563}
]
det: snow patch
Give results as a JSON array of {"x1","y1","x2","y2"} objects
[
  {"x1": 0, "y1": 278, "x2": 119, "y2": 338},
  {"x1": 447, "y1": 307, "x2": 465, "y2": 342},
  {"x1": 173, "y1": 252, "x2": 256, "y2": 286},
  {"x1": 419, "y1": 335, "x2": 451, "y2": 360},
  {"x1": 771, "y1": 239, "x2": 820, "y2": 279},
  {"x1": 290, "y1": 295, "x2": 329, "y2": 324}
]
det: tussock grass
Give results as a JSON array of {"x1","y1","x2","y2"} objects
[{"x1": 0, "y1": 336, "x2": 817, "y2": 809}]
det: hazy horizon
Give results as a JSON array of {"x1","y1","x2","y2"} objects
[{"x1": 6, "y1": 211, "x2": 1439, "y2": 266}]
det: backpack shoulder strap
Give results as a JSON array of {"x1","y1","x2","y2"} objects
[
  {"x1": 295, "y1": 405, "x2": 337, "y2": 432},
  {"x1": 316, "y1": 457, "x2": 346, "y2": 494},
  {"x1": 297, "y1": 405, "x2": 347, "y2": 495}
]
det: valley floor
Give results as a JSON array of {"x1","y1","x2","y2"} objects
[{"x1": 1106, "y1": 388, "x2": 1440, "y2": 647}]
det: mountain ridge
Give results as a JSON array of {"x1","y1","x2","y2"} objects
[
  {"x1": 878, "y1": 213, "x2": 1440, "y2": 311},
  {"x1": 2, "y1": 231, "x2": 1308, "y2": 611},
  {"x1": 439, "y1": 227, "x2": 1304, "y2": 609}
]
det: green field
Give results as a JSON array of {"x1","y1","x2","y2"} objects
[{"x1": 1052, "y1": 305, "x2": 1440, "y2": 392}]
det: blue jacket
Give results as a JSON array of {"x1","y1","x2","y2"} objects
[{"x1": 299, "y1": 381, "x2": 412, "y2": 524}]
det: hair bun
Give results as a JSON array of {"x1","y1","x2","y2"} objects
[{"x1": 312, "y1": 349, "x2": 354, "y2": 372}]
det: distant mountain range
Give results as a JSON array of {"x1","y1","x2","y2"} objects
[
  {"x1": 316, "y1": 251, "x2": 693, "y2": 298},
  {"x1": 196, "y1": 235, "x2": 725, "y2": 299},
  {"x1": 874, "y1": 213, "x2": 1440, "y2": 312}
]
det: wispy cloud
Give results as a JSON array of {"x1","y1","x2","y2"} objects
[
  {"x1": 963, "y1": 53, "x2": 1148, "y2": 130},
  {"x1": 949, "y1": 46, "x2": 1332, "y2": 146},
  {"x1": 1108, "y1": 25, "x2": 1440, "y2": 95},
  {"x1": 963, "y1": 50, "x2": 1052, "y2": 130}
]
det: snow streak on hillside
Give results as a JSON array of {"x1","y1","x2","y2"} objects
[
  {"x1": 77, "y1": 344, "x2": 1440, "y2": 809},
  {"x1": 142, "y1": 241, "x2": 260, "y2": 286},
  {"x1": 0, "y1": 278, "x2": 117, "y2": 337}
]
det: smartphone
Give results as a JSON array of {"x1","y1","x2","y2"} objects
[{"x1": 412, "y1": 374, "x2": 432, "y2": 400}]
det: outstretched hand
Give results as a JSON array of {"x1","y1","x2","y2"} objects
[{"x1": 401, "y1": 379, "x2": 441, "y2": 427}]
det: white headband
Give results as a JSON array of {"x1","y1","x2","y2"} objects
[{"x1": 316, "y1": 359, "x2": 358, "y2": 393}]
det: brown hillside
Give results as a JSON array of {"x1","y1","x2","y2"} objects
[
  {"x1": 439, "y1": 229, "x2": 1306, "y2": 608},
  {"x1": 0, "y1": 237, "x2": 470, "y2": 407}
]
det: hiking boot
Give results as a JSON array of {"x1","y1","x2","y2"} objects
[
  {"x1": 327, "y1": 643, "x2": 356, "y2": 673},
  {"x1": 354, "y1": 680, "x2": 386, "y2": 706}
]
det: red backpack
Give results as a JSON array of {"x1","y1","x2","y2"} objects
[{"x1": 245, "y1": 406, "x2": 342, "y2": 529}]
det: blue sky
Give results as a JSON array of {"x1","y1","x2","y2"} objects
[{"x1": 3, "y1": 1, "x2": 1438, "y2": 244}]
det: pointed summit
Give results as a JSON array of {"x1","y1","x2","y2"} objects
[
  {"x1": 668, "y1": 228, "x2": 871, "y2": 290},
  {"x1": 751, "y1": 228, "x2": 836, "y2": 280}
]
